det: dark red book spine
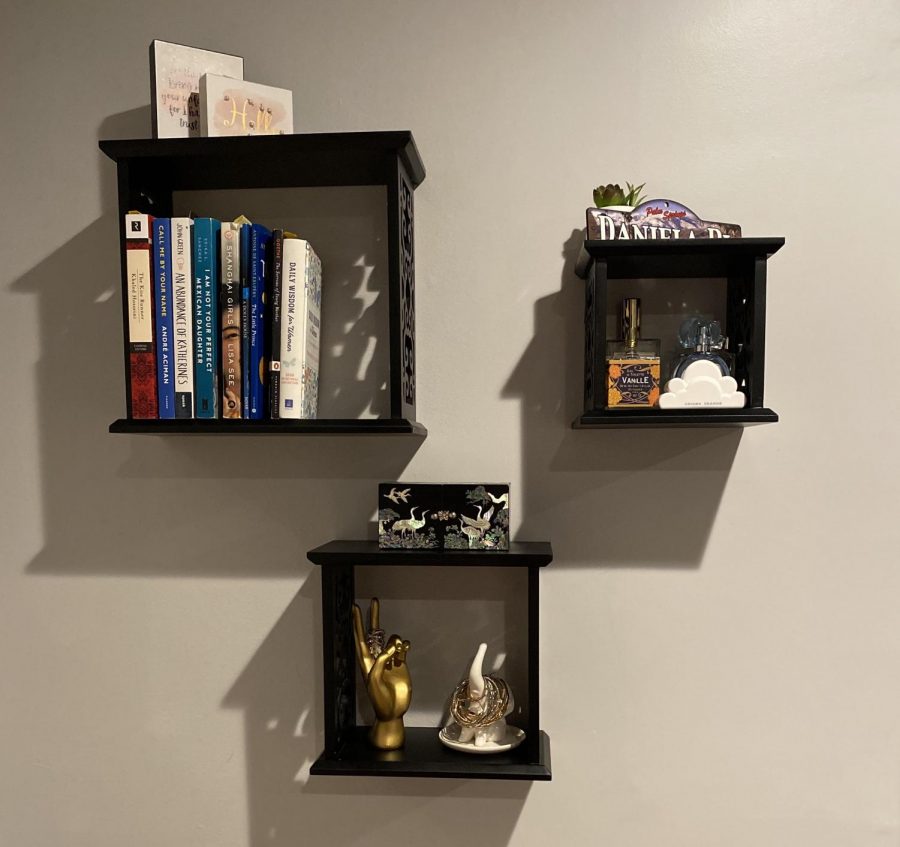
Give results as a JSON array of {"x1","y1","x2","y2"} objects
[{"x1": 124, "y1": 213, "x2": 158, "y2": 419}]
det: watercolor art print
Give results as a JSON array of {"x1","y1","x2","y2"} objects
[
  {"x1": 199, "y1": 74, "x2": 293, "y2": 137},
  {"x1": 149, "y1": 40, "x2": 244, "y2": 138}
]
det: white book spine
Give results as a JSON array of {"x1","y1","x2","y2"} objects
[
  {"x1": 279, "y1": 239, "x2": 307, "y2": 418},
  {"x1": 172, "y1": 217, "x2": 195, "y2": 417},
  {"x1": 301, "y1": 246, "x2": 322, "y2": 419}
]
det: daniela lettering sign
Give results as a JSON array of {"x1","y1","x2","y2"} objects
[{"x1": 587, "y1": 200, "x2": 741, "y2": 241}]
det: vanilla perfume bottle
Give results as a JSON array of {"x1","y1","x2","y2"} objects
[{"x1": 606, "y1": 298, "x2": 661, "y2": 409}]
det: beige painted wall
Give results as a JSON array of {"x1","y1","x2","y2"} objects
[{"x1": 2, "y1": 1, "x2": 899, "y2": 845}]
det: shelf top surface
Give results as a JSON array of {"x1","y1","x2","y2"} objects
[
  {"x1": 584, "y1": 236, "x2": 784, "y2": 256},
  {"x1": 307, "y1": 539, "x2": 553, "y2": 567},
  {"x1": 311, "y1": 727, "x2": 551, "y2": 780},
  {"x1": 577, "y1": 236, "x2": 785, "y2": 279},
  {"x1": 99, "y1": 130, "x2": 426, "y2": 188}
]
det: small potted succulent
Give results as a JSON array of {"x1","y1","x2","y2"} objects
[{"x1": 592, "y1": 182, "x2": 646, "y2": 213}]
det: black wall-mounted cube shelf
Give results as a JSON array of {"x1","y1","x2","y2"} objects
[
  {"x1": 575, "y1": 237, "x2": 784, "y2": 429},
  {"x1": 306, "y1": 540, "x2": 553, "y2": 780},
  {"x1": 100, "y1": 132, "x2": 426, "y2": 436}
]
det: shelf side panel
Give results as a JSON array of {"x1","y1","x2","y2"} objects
[
  {"x1": 749, "y1": 257, "x2": 768, "y2": 408},
  {"x1": 117, "y1": 161, "x2": 133, "y2": 420},
  {"x1": 526, "y1": 565, "x2": 541, "y2": 761},
  {"x1": 387, "y1": 154, "x2": 417, "y2": 421},
  {"x1": 322, "y1": 565, "x2": 356, "y2": 754},
  {"x1": 727, "y1": 255, "x2": 767, "y2": 408},
  {"x1": 583, "y1": 260, "x2": 608, "y2": 413}
]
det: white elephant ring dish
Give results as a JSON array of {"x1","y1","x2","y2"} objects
[{"x1": 438, "y1": 642, "x2": 525, "y2": 754}]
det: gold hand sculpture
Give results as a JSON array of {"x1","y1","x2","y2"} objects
[{"x1": 352, "y1": 598, "x2": 412, "y2": 750}]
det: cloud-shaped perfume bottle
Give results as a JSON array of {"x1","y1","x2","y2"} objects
[{"x1": 659, "y1": 359, "x2": 746, "y2": 409}]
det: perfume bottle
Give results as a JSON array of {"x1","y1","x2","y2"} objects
[
  {"x1": 606, "y1": 298, "x2": 661, "y2": 408},
  {"x1": 671, "y1": 318, "x2": 732, "y2": 379}
]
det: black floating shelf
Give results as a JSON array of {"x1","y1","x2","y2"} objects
[
  {"x1": 307, "y1": 539, "x2": 553, "y2": 567},
  {"x1": 576, "y1": 235, "x2": 784, "y2": 429},
  {"x1": 103, "y1": 131, "x2": 425, "y2": 433},
  {"x1": 575, "y1": 407, "x2": 779, "y2": 428},
  {"x1": 310, "y1": 727, "x2": 551, "y2": 781},
  {"x1": 308, "y1": 539, "x2": 552, "y2": 780},
  {"x1": 108, "y1": 418, "x2": 426, "y2": 436}
]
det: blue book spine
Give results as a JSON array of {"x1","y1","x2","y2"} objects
[
  {"x1": 240, "y1": 223, "x2": 251, "y2": 419},
  {"x1": 153, "y1": 219, "x2": 175, "y2": 418},
  {"x1": 192, "y1": 218, "x2": 221, "y2": 418},
  {"x1": 248, "y1": 223, "x2": 272, "y2": 419}
]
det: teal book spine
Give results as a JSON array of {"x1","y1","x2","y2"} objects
[{"x1": 192, "y1": 218, "x2": 221, "y2": 418}]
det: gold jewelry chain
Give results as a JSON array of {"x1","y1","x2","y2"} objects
[{"x1": 450, "y1": 676, "x2": 509, "y2": 728}]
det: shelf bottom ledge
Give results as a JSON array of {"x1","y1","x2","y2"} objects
[
  {"x1": 310, "y1": 727, "x2": 551, "y2": 780},
  {"x1": 574, "y1": 407, "x2": 778, "y2": 428},
  {"x1": 109, "y1": 417, "x2": 427, "y2": 436}
]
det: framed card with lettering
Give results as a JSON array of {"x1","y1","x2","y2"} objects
[
  {"x1": 199, "y1": 74, "x2": 293, "y2": 137},
  {"x1": 149, "y1": 40, "x2": 244, "y2": 138}
]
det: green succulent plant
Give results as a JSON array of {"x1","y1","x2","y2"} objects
[{"x1": 593, "y1": 181, "x2": 647, "y2": 208}]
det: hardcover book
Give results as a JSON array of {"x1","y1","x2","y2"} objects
[
  {"x1": 268, "y1": 230, "x2": 285, "y2": 418},
  {"x1": 192, "y1": 218, "x2": 220, "y2": 418},
  {"x1": 279, "y1": 239, "x2": 322, "y2": 419},
  {"x1": 171, "y1": 217, "x2": 194, "y2": 417},
  {"x1": 199, "y1": 74, "x2": 293, "y2": 137},
  {"x1": 149, "y1": 41, "x2": 244, "y2": 138},
  {"x1": 240, "y1": 223, "x2": 251, "y2": 418},
  {"x1": 220, "y1": 220, "x2": 244, "y2": 418},
  {"x1": 248, "y1": 223, "x2": 272, "y2": 419},
  {"x1": 124, "y1": 213, "x2": 158, "y2": 419},
  {"x1": 152, "y1": 218, "x2": 175, "y2": 418}
]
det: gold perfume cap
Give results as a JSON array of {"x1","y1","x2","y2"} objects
[{"x1": 623, "y1": 297, "x2": 641, "y2": 349}]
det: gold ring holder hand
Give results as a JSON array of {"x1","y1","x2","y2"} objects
[{"x1": 352, "y1": 598, "x2": 411, "y2": 750}]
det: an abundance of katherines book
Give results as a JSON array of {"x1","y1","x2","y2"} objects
[{"x1": 122, "y1": 212, "x2": 321, "y2": 421}]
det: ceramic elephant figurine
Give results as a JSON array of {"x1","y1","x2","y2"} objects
[{"x1": 447, "y1": 643, "x2": 514, "y2": 748}]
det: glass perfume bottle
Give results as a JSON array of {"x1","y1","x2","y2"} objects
[
  {"x1": 671, "y1": 318, "x2": 732, "y2": 379},
  {"x1": 606, "y1": 297, "x2": 661, "y2": 409}
]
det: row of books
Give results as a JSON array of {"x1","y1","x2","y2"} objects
[{"x1": 123, "y1": 213, "x2": 322, "y2": 420}]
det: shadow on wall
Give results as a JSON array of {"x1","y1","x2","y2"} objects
[
  {"x1": 10, "y1": 109, "x2": 422, "y2": 579},
  {"x1": 224, "y1": 571, "x2": 530, "y2": 847},
  {"x1": 9, "y1": 107, "x2": 525, "y2": 846},
  {"x1": 503, "y1": 229, "x2": 742, "y2": 568}
]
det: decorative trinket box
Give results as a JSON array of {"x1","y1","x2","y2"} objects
[{"x1": 378, "y1": 483, "x2": 510, "y2": 550}]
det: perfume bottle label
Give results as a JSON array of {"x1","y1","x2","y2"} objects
[{"x1": 608, "y1": 359, "x2": 660, "y2": 408}]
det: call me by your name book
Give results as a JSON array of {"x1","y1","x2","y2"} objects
[{"x1": 121, "y1": 211, "x2": 321, "y2": 422}]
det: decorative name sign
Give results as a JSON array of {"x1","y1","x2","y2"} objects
[
  {"x1": 587, "y1": 200, "x2": 741, "y2": 241},
  {"x1": 199, "y1": 74, "x2": 293, "y2": 137},
  {"x1": 149, "y1": 41, "x2": 244, "y2": 138}
]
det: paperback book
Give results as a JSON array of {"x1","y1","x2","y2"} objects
[
  {"x1": 124, "y1": 213, "x2": 158, "y2": 419},
  {"x1": 240, "y1": 222, "x2": 251, "y2": 418},
  {"x1": 220, "y1": 219, "x2": 244, "y2": 418},
  {"x1": 152, "y1": 218, "x2": 175, "y2": 418},
  {"x1": 279, "y1": 238, "x2": 322, "y2": 419},
  {"x1": 172, "y1": 217, "x2": 194, "y2": 417},
  {"x1": 193, "y1": 217, "x2": 220, "y2": 418},
  {"x1": 248, "y1": 223, "x2": 272, "y2": 419},
  {"x1": 268, "y1": 230, "x2": 285, "y2": 418}
]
